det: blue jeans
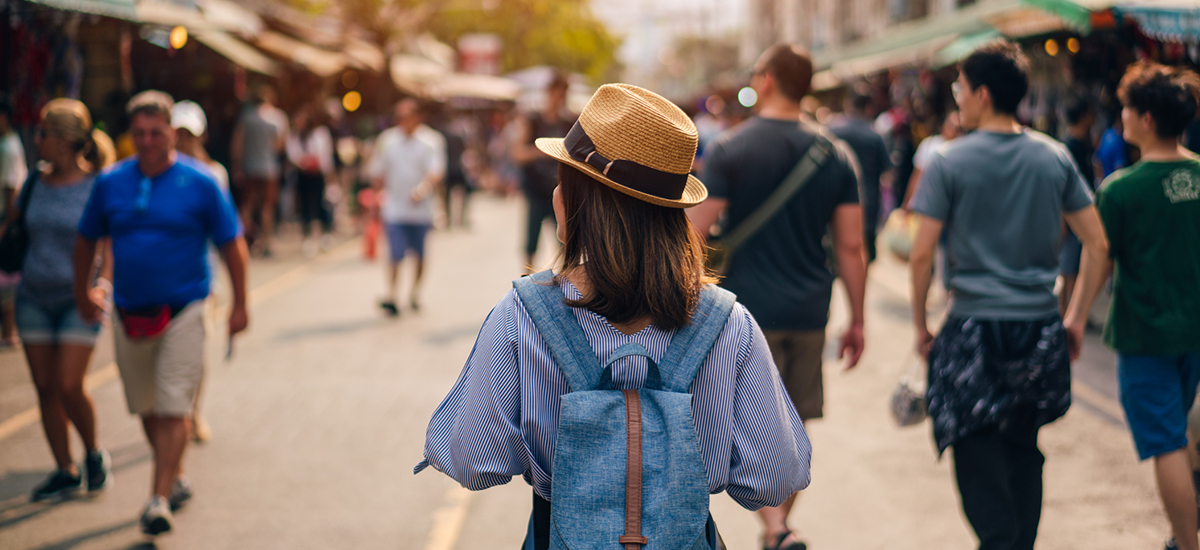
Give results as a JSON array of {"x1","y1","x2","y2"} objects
[{"x1": 1118, "y1": 352, "x2": 1200, "y2": 460}]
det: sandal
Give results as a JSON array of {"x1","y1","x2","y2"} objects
[{"x1": 765, "y1": 530, "x2": 807, "y2": 550}]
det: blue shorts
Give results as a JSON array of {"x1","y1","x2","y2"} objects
[
  {"x1": 1118, "y1": 352, "x2": 1200, "y2": 460},
  {"x1": 15, "y1": 294, "x2": 102, "y2": 347},
  {"x1": 385, "y1": 223, "x2": 430, "y2": 262}
]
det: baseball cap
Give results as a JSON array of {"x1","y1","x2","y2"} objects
[{"x1": 171, "y1": 100, "x2": 207, "y2": 137}]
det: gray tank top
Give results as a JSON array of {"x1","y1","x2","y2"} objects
[{"x1": 19, "y1": 175, "x2": 97, "y2": 305}]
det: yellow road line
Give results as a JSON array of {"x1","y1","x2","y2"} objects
[
  {"x1": 423, "y1": 486, "x2": 474, "y2": 550},
  {"x1": 0, "y1": 237, "x2": 361, "y2": 444}
]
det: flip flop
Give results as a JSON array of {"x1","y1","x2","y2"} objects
[{"x1": 765, "y1": 530, "x2": 807, "y2": 550}]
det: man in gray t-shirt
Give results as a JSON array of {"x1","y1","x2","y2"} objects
[
  {"x1": 908, "y1": 41, "x2": 1110, "y2": 550},
  {"x1": 911, "y1": 129, "x2": 1093, "y2": 317},
  {"x1": 231, "y1": 85, "x2": 288, "y2": 256}
]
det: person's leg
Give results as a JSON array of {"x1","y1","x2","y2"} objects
[
  {"x1": 381, "y1": 224, "x2": 408, "y2": 312},
  {"x1": 297, "y1": 173, "x2": 318, "y2": 238},
  {"x1": 404, "y1": 224, "x2": 429, "y2": 309},
  {"x1": 260, "y1": 176, "x2": 280, "y2": 252},
  {"x1": 25, "y1": 343, "x2": 73, "y2": 472},
  {"x1": 524, "y1": 194, "x2": 551, "y2": 270},
  {"x1": 150, "y1": 302, "x2": 206, "y2": 497},
  {"x1": 754, "y1": 331, "x2": 822, "y2": 549},
  {"x1": 1001, "y1": 409, "x2": 1045, "y2": 550},
  {"x1": 147, "y1": 415, "x2": 189, "y2": 498},
  {"x1": 1158, "y1": 449, "x2": 1199, "y2": 550},
  {"x1": 953, "y1": 427, "x2": 1021, "y2": 550},
  {"x1": 57, "y1": 344, "x2": 99, "y2": 452},
  {"x1": 238, "y1": 177, "x2": 263, "y2": 244},
  {"x1": 1119, "y1": 353, "x2": 1200, "y2": 550}
]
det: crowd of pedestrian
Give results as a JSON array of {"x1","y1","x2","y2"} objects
[{"x1": 1, "y1": 31, "x2": 1198, "y2": 550}]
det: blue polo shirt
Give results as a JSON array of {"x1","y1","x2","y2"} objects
[{"x1": 78, "y1": 154, "x2": 241, "y2": 310}]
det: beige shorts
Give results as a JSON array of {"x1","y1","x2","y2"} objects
[
  {"x1": 113, "y1": 300, "x2": 207, "y2": 416},
  {"x1": 763, "y1": 329, "x2": 826, "y2": 421}
]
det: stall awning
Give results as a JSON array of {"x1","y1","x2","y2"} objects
[
  {"x1": 1020, "y1": 0, "x2": 1117, "y2": 32},
  {"x1": 23, "y1": 0, "x2": 136, "y2": 19},
  {"x1": 1115, "y1": 1, "x2": 1200, "y2": 42},
  {"x1": 426, "y1": 73, "x2": 521, "y2": 102},
  {"x1": 813, "y1": 33, "x2": 961, "y2": 90},
  {"x1": 254, "y1": 30, "x2": 347, "y2": 77},
  {"x1": 933, "y1": 29, "x2": 1005, "y2": 66},
  {"x1": 193, "y1": 30, "x2": 280, "y2": 76},
  {"x1": 812, "y1": 0, "x2": 1021, "y2": 70}
]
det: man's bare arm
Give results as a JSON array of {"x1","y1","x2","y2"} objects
[
  {"x1": 509, "y1": 118, "x2": 545, "y2": 165},
  {"x1": 1063, "y1": 205, "x2": 1110, "y2": 359},
  {"x1": 219, "y1": 237, "x2": 250, "y2": 336},
  {"x1": 831, "y1": 203, "x2": 867, "y2": 368},
  {"x1": 686, "y1": 198, "x2": 727, "y2": 244},
  {"x1": 909, "y1": 215, "x2": 943, "y2": 359}
]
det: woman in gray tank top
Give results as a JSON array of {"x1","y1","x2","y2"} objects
[{"x1": 5, "y1": 99, "x2": 116, "y2": 501}]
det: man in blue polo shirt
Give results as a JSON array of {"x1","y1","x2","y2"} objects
[{"x1": 73, "y1": 90, "x2": 248, "y2": 536}]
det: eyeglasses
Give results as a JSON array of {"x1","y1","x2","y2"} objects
[{"x1": 136, "y1": 176, "x2": 152, "y2": 212}]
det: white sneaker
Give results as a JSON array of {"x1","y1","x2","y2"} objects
[
  {"x1": 140, "y1": 495, "x2": 173, "y2": 535},
  {"x1": 168, "y1": 476, "x2": 193, "y2": 511}
]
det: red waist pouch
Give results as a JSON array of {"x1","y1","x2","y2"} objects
[{"x1": 119, "y1": 305, "x2": 175, "y2": 339}]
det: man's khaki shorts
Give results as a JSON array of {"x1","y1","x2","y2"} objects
[
  {"x1": 113, "y1": 301, "x2": 206, "y2": 417},
  {"x1": 763, "y1": 329, "x2": 826, "y2": 421}
]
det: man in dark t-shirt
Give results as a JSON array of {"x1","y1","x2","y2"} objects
[
  {"x1": 688, "y1": 44, "x2": 867, "y2": 550},
  {"x1": 1058, "y1": 98, "x2": 1098, "y2": 315},
  {"x1": 829, "y1": 89, "x2": 892, "y2": 263},
  {"x1": 510, "y1": 72, "x2": 576, "y2": 270}
]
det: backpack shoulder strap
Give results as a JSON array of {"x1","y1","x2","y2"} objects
[
  {"x1": 659, "y1": 284, "x2": 738, "y2": 393},
  {"x1": 512, "y1": 270, "x2": 602, "y2": 392}
]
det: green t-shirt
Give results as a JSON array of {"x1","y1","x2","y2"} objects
[{"x1": 1096, "y1": 158, "x2": 1200, "y2": 354}]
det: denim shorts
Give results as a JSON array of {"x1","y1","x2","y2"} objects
[
  {"x1": 15, "y1": 294, "x2": 102, "y2": 347},
  {"x1": 385, "y1": 223, "x2": 430, "y2": 262},
  {"x1": 1118, "y1": 352, "x2": 1200, "y2": 460}
]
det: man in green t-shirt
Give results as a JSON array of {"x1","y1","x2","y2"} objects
[{"x1": 1085, "y1": 61, "x2": 1200, "y2": 550}]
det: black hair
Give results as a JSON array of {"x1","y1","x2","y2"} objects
[
  {"x1": 1064, "y1": 97, "x2": 1093, "y2": 126},
  {"x1": 847, "y1": 85, "x2": 872, "y2": 112},
  {"x1": 1118, "y1": 60, "x2": 1200, "y2": 139},
  {"x1": 756, "y1": 44, "x2": 814, "y2": 103},
  {"x1": 0, "y1": 97, "x2": 11, "y2": 119},
  {"x1": 960, "y1": 41, "x2": 1030, "y2": 116}
]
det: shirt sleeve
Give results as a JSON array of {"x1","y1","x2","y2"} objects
[
  {"x1": 699, "y1": 139, "x2": 731, "y2": 199},
  {"x1": 205, "y1": 175, "x2": 242, "y2": 246},
  {"x1": 1095, "y1": 180, "x2": 1123, "y2": 259},
  {"x1": 723, "y1": 308, "x2": 812, "y2": 509},
  {"x1": 912, "y1": 138, "x2": 933, "y2": 171},
  {"x1": 1061, "y1": 152, "x2": 1094, "y2": 212},
  {"x1": 427, "y1": 133, "x2": 447, "y2": 180},
  {"x1": 833, "y1": 142, "x2": 861, "y2": 205},
  {"x1": 909, "y1": 154, "x2": 951, "y2": 221},
  {"x1": 77, "y1": 174, "x2": 109, "y2": 239},
  {"x1": 415, "y1": 291, "x2": 526, "y2": 490}
]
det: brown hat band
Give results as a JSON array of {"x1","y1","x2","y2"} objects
[{"x1": 564, "y1": 122, "x2": 688, "y2": 201}]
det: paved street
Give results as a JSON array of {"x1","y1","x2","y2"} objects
[{"x1": 0, "y1": 195, "x2": 1170, "y2": 550}]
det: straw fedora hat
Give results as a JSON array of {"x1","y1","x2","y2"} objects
[{"x1": 535, "y1": 83, "x2": 707, "y2": 208}]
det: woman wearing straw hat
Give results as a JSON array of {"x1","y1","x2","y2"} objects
[
  {"x1": 417, "y1": 84, "x2": 811, "y2": 548},
  {"x1": 6, "y1": 99, "x2": 116, "y2": 500}
]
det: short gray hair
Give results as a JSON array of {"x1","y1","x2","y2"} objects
[{"x1": 127, "y1": 90, "x2": 175, "y2": 123}]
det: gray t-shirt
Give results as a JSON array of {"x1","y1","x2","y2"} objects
[
  {"x1": 238, "y1": 105, "x2": 288, "y2": 178},
  {"x1": 19, "y1": 175, "x2": 97, "y2": 304},
  {"x1": 910, "y1": 130, "x2": 1093, "y2": 319}
]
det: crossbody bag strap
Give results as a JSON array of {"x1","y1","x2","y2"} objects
[
  {"x1": 512, "y1": 270, "x2": 603, "y2": 392},
  {"x1": 10, "y1": 171, "x2": 37, "y2": 221},
  {"x1": 718, "y1": 134, "x2": 833, "y2": 261}
]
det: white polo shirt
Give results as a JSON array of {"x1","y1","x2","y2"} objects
[{"x1": 367, "y1": 125, "x2": 445, "y2": 225}]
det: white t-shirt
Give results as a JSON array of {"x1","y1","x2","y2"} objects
[
  {"x1": 0, "y1": 131, "x2": 27, "y2": 216},
  {"x1": 287, "y1": 126, "x2": 334, "y2": 175},
  {"x1": 366, "y1": 126, "x2": 445, "y2": 224},
  {"x1": 913, "y1": 135, "x2": 948, "y2": 171}
]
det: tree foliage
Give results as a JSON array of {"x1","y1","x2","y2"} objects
[{"x1": 281, "y1": 0, "x2": 622, "y2": 82}]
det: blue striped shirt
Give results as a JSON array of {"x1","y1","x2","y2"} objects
[{"x1": 416, "y1": 279, "x2": 812, "y2": 510}]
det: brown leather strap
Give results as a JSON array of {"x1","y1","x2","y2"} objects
[{"x1": 621, "y1": 389, "x2": 648, "y2": 550}]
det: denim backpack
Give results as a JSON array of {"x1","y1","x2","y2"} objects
[{"x1": 514, "y1": 271, "x2": 736, "y2": 550}]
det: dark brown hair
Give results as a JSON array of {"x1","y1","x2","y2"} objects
[
  {"x1": 554, "y1": 164, "x2": 715, "y2": 331},
  {"x1": 961, "y1": 41, "x2": 1029, "y2": 116},
  {"x1": 757, "y1": 44, "x2": 813, "y2": 103},
  {"x1": 1118, "y1": 60, "x2": 1200, "y2": 139}
]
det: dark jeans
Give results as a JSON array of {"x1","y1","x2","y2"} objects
[
  {"x1": 952, "y1": 407, "x2": 1044, "y2": 550},
  {"x1": 525, "y1": 194, "x2": 556, "y2": 257},
  {"x1": 296, "y1": 171, "x2": 332, "y2": 235},
  {"x1": 443, "y1": 179, "x2": 471, "y2": 227}
]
